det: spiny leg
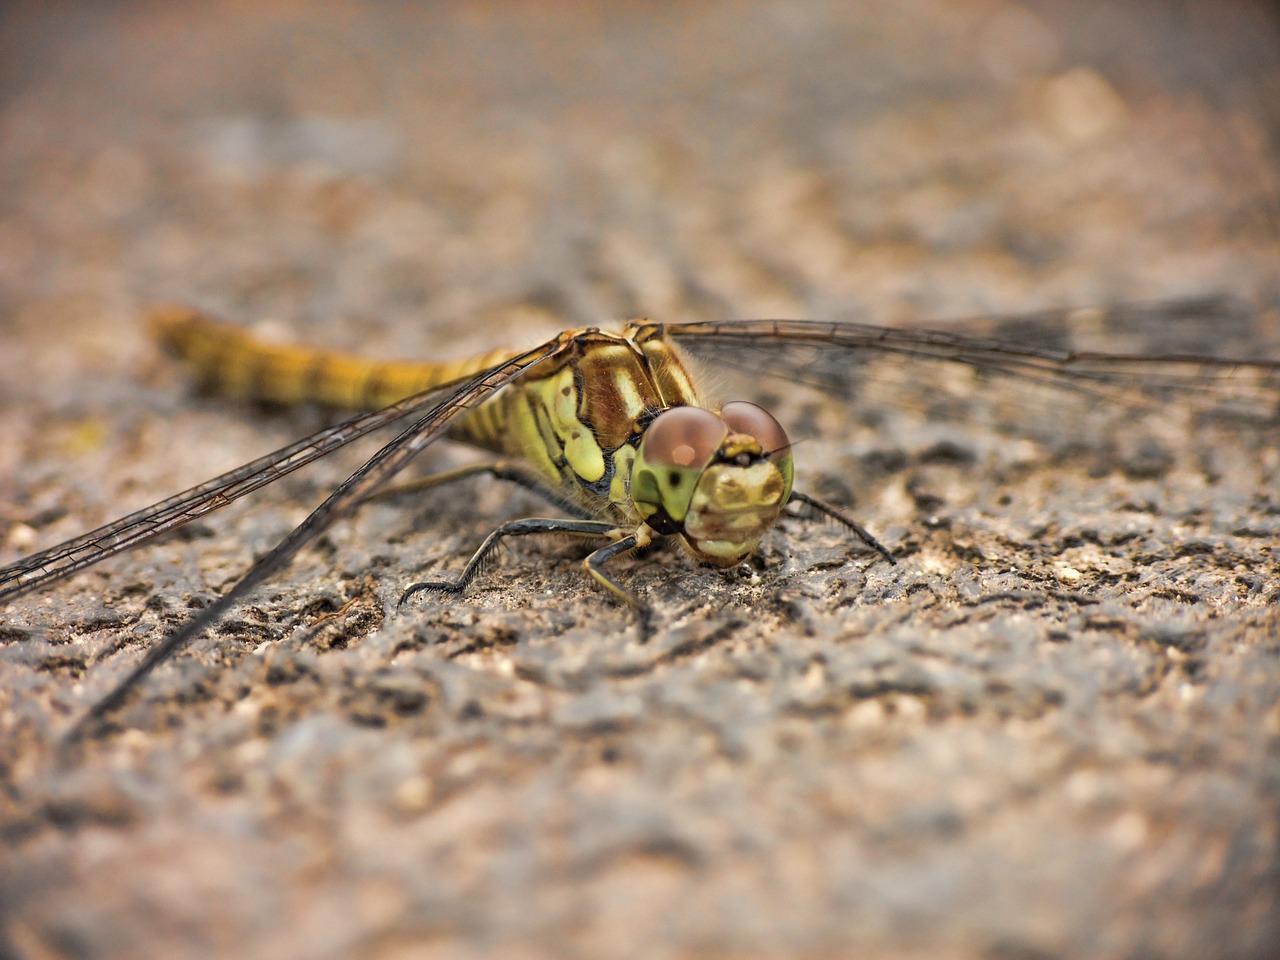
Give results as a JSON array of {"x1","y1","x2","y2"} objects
[
  {"x1": 399, "y1": 517, "x2": 619, "y2": 606},
  {"x1": 582, "y1": 534, "x2": 654, "y2": 642},
  {"x1": 367, "y1": 459, "x2": 594, "y2": 519},
  {"x1": 787, "y1": 490, "x2": 896, "y2": 565}
]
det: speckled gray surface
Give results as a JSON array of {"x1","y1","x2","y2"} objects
[{"x1": 1, "y1": 2, "x2": 1279, "y2": 959}]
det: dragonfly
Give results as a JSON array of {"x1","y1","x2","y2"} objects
[{"x1": 2, "y1": 297, "x2": 1278, "y2": 744}]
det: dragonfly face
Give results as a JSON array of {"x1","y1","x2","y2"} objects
[{"x1": 631, "y1": 401, "x2": 795, "y2": 565}]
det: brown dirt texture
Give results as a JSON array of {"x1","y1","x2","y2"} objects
[{"x1": 1, "y1": 2, "x2": 1279, "y2": 959}]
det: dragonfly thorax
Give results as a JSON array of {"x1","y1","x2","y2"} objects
[{"x1": 630, "y1": 402, "x2": 795, "y2": 565}]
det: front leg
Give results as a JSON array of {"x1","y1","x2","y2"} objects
[
  {"x1": 398, "y1": 517, "x2": 620, "y2": 606},
  {"x1": 787, "y1": 490, "x2": 896, "y2": 565},
  {"x1": 582, "y1": 531, "x2": 655, "y2": 642}
]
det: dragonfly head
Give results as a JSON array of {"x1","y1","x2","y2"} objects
[{"x1": 630, "y1": 401, "x2": 795, "y2": 566}]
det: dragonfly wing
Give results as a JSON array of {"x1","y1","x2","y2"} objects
[
  {"x1": 660, "y1": 298, "x2": 1280, "y2": 429},
  {"x1": 0, "y1": 359, "x2": 537, "y2": 605},
  {"x1": 58, "y1": 334, "x2": 566, "y2": 740}
]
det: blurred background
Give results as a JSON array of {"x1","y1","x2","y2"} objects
[
  {"x1": 1, "y1": 2, "x2": 1278, "y2": 959},
  {"x1": 2, "y1": 0, "x2": 1276, "y2": 356}
]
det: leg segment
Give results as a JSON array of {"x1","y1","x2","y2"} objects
[
  {"x1": 399, "y1": 517, "x2": 618, "y2": 606},
  {"x1": 787, "y1": 490, "x2": 896, "y2": 565},
  {"x1": 583, "y1": 534, "x2": 654, "y2": 642},
  {"x1": 369, "y1": 460, "x2": 592, "y2": 519}
]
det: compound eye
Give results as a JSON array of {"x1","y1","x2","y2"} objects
[
  {"x1": 640, "y1": 406, "x2": 727, "y2": 470},
  {"x1": 721, "y1": 401, "x2": 790, "y2": 456}
]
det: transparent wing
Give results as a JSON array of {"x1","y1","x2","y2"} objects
[
  {"x1": 1, "y1": 390, "x2": 435, "y2": 604},
  {"x1": 0, "y1": 339, "x2": 563, "y2": 602},
  {"x1": 45, "y1": 335, "x2": 565, "y2": 740},
  {"x1": 0, "y1": 356, "x2": 532, "y2": 605},
  {"x1": 659, "y1": 297, "x2": 1280, "y2": 430}
]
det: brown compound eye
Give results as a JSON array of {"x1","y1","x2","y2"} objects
[
  {"x1": 639, "y1": 406, "x2": 728, "y2": 470},
  {"x1": 721, "y1": 401, "x2": 790, "y2": 456}
]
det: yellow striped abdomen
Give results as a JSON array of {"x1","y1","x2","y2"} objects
[{"x1": 150, "y1": 307, "x2": 516, "y2": 412}]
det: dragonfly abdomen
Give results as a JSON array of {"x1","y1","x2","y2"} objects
[{"x1": 150, "y1": 307, "x2": 516, "y2": 411}]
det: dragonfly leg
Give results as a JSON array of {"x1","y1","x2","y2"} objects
[
  {"x1": 366, "y1": 458, "x2": 593, "y2": 519},
  {"x1": 787, "y1": 490, "x2": 896, "y2": 565},
  {"x1": 582, "y1": 534, "x2": 654, "y2": 642},
  {"x1": 368, "y1": 460, "x2": 593, "y2": 518},
  {"x1": 399, "y1": 517, "x2": 619, "y2": 606}
]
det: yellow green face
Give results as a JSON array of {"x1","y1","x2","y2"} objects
[{"x1": 630, "y1": 402, "x2": 795, "y2": 566}]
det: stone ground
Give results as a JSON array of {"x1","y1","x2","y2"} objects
[{"x1": 1, "y1": 2, "x2": 1279, "y2": 958}]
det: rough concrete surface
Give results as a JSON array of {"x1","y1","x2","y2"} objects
[{"x1": 1, "y1": 2, "x2": 1279, "y2": 958}]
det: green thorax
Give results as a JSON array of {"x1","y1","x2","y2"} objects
[{"x1": 449, "y1": 325, "x2": 700, "y2": 522}]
